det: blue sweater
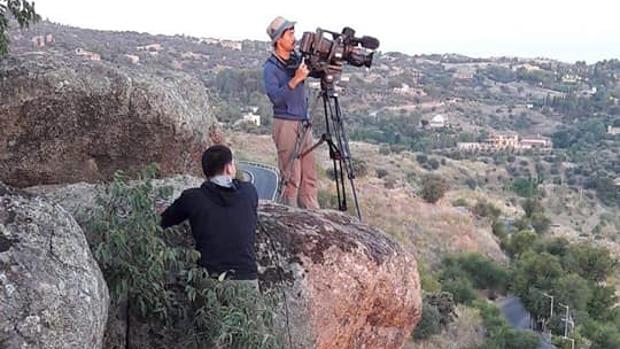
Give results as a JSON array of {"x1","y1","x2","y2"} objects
[{"x1": 263, "y1": 54, "x2": 308, "y2": 121}]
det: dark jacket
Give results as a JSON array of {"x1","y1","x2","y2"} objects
[
  {"x1": 160, "y1": 180, "x2": 259, "y2": 280},
  {"x1": 263, "y1": 54, "x2": 309, "y2": 121}
]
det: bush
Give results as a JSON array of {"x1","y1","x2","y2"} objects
[
  {"x1": 581, "y1": 320, "x2": 620, "y2": 349},
  {"x1": 425, "y1": 292, "x2": 457, "y2": 326},
  {"x1": 465, "y1": 177, "x2": 478, "y2": 190},
  {"x1": 511, "y1": 177, "x2": 539, "y2": 197},
  {"x1": 492, "y1": 221, "x2": 508, "y2": 241},
  {"x1": 530, "y1": 213, "x2": 551, "y2": 234},
  {"x1": 379, "y1": 145, "x2": 391, "y2": 155},
  {"x1": 84, "y1": 167, "x2": 281, "y2": 348},
  {"x1": 442, "y1": 278, "x2": 477, "y2": 305},
  {"x1": 441, "y1": 254, "x2": 509, "y2": 293},
  {"x1": 416, "y1": 154, "x2": 428, "y2": 164},
  {"x1": 562, "y1": 243, "x2": 616, "y2": 283},
  {"x1": 505, "y1": 230, "x2": 539, "y2": 257},
  {"x1": 474, "y1": 300, "x2": 541, "y2": 349},
  {"x1": 376, "y1": 168, "x2": 389, "y2": 178},
  {"x1": 473, "y1": 200, "x2": 502, "y2": 221},
  {"x1": 481, "y1": 327, "x2": 541, "y2": 349},
  {"x1": 412, "y1": 300, "x2": 442, "y2": 340},
  {"x1": 428, "y1": 158, "x2": 440, "y2": 170},
  {"x1": 412, "y1": 292, "x2": 458, "y2": 341},
  {"x1": 521, "y1": 198, "x2": 544, "y2": 218},
  {"x1": 352, "y1": 158, "x2": 368, "y2": 177},
  {"x1": 420, "y1": 174, "x2": 449, "y2": 204},
  {"x1": 452, "y1": 198, "x2": 468, "y2": 207}
]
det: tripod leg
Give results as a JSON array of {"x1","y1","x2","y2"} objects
[{"x1": 329, "y1": 95, "x2": 363, "y2": 221}]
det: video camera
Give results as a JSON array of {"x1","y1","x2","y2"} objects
[{"x1": 297, "y1": 27, "x2": 380, "y2": 87}]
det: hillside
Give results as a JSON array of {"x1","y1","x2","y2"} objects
[
  {"x1": 7, "y1": 15, "x2": 618, "y2": 285},
  {"x1": 4, "y1": 19, "x2": 620, "y2": 348}
]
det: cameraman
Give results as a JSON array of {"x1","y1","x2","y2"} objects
[{"x1": 263, "y1": 16, "x2": 319, "y2": 210}]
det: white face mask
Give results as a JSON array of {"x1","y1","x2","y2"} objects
[{"x1": 210, "y1": 175, "x2": 233, "y2": 188}]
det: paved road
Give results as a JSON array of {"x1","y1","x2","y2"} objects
[
  {"x1": 237, "y1": 161, "x2": 279, "y2": 201},
  {"x1": 499, "y1": 296, "x2": 556, "y2": 349}
]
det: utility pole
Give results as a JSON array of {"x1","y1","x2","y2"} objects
[
  {"x1": 543, "y1": 292, "x2": 554, "y2": 320},
  {"x1": 541, "y1": 291, "x2": 555, "y2": 338},
  {"x1": 559, "y1": 303, "x2": 574, "y2": 338}
]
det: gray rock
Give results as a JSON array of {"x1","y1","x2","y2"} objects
[
  {"x1": 0, "y1": 53, "x2": 222, "y2": 188},
  {"x1": 0, "y1": 182, "x2": 109, "y2": 349}
]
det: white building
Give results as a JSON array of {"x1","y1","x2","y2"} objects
[
  {"x1": 608, "y1": 125, "x2": 620, "y2": 135},
  {"x1": 240, "y1": 111, "x2": 261, "y2": 126},
  {"x1": 430, "y1": 114, "x2": 446, "y2": 128},
  {"x1": 457, "y1": 142, "x2": 483, "y2": 151},
  {"x1": 137, "y1": 43, "x2": 163, "y2": 52},
  {"x1": 124, "y1": 54, "x2": 140, "y2": 64},
  {"x1": 75, "y1": 48, "x2": 101, "y2": 61},
  {"x1": 519, "y1": 137, "x2": 553, "y2": 149}
]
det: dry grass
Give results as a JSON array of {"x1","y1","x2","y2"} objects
[{"x1": 230, "y1": 131, "x2": 506, "y2": 269}]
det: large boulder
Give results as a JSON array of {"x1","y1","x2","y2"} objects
[
  {"x1": 257, "y1": 202, "x2": 422, "y2": 349},
  {"x1": 0, "y1": 182, "x2": 109, "y2": 348},
  {"x1": 31, "y1": 177, "x2": 422, "y2": 349},
  {"x1": 0, "y1": 53, "x2": 221, "y2": 187}
]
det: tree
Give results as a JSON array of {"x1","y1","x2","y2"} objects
[
  {"x1": 562, "y1": 243, "x2": 616, "y2": 283},
  {"x1": 420, "y1": 174, "x2": 449, "y2": 204},
  {"x1": 506, "y1": 230, "x2": 539, "y2": 258},
  {"x1": 587, "y1": 285, "x2": 617, "y2": 322},
  {"x1": 553, "y1": 273, "x2": 592, "y2": 321},
  {"x1": 0, "y1": 0, "x2": 40, "y2": 56},
  {"x1": 511, "y1": 251, "x2": 563, "y2": 297}
]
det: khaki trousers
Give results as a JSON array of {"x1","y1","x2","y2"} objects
[{"x1": 272, "y1": 118, "x2": 319, "y2": 209}]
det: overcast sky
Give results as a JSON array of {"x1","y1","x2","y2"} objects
[{"x1": 36, "y1": 0, "x2": 620, "y2": 64}]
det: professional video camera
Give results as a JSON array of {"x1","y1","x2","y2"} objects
[{"x1": 298, "y1": 27, "x2": 379, "y2": 88}]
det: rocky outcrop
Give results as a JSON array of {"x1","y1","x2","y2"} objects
[
  {"x1": 32, "y1": 177, "x2": 422, "y2": 349},
  {"x1": 0, "y1": 54, "x2": 221, "y2": 187},
  {"x1": 257, "y1": 202, "x2": 422, "y2": 349},
  {"x1": 0, "y1": 182, "x2": 109, "y2": 348}
]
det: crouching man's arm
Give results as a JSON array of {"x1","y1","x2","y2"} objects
[{"x1": 159, "y1": 192, "x2": 190, "y2": 229}]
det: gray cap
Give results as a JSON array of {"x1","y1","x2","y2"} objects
[{"x1": 266, "y1": 16, "x2": 296, "y2": 45}]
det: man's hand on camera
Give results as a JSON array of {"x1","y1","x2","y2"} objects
[{"x1": 289, "y1": 63, "x2": 310, "y2": 89}]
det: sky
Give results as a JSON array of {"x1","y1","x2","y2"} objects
[{"x1": 35, "y1": 0, "x2": 620, "y2": 64}]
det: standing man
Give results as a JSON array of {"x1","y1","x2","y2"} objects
[{"x1": 263, "y1": 16, "x2": 319, "y2": 210}]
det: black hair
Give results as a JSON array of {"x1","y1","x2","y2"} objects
[{"x1": 201, "y1": 145, "x2": 233, "y2": 177}]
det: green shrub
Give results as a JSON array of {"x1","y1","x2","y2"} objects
[
  {"x1": 452, "y1": 198, "x2": 469, "y2": 207},
  {"x1": 441, "y1": 253, "x2": 509, "y2": 293},
  {"x1": 413, "y1": 292, "x2": 457, "y2": 340},
  {"x1": 376, "y1": 168, "x2": 389, "y2": 178},
  {"x1": 84, "y1": 166, "x2": 281, "y2": 348},
  {"x1": 442, "y1": 278, "x2": 477, "y2": 305},
  {"x1": 473, "y1": 200, "x2": 502, "y2": 221},
  {"x1": 420, "y1": 174, "x2": 449, "y2": 204},
  {"x1": 412, "y1": 300, "x2": 442, "y2": 340}
]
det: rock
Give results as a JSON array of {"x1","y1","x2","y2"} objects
[
  {"x1": 257, "y1": 202, "x2": 422, "y2": 349},
  {"x1": 0, "y1": 53, "x2": 221, "y2": 187},
  {"x1": 32, "y1": 177, "x2": 422, "y2": 349},
  {"x1": 0, "y1": 182, "x2": 109, "y2": 348}
]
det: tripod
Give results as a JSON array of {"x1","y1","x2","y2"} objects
[{"x1": 277, "y1": 81, "x2": 362, "y2": 221}]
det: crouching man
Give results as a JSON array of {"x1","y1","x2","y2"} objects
[{"x1": 160, "y1": 145, "x2": 259, "y2": 289}]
